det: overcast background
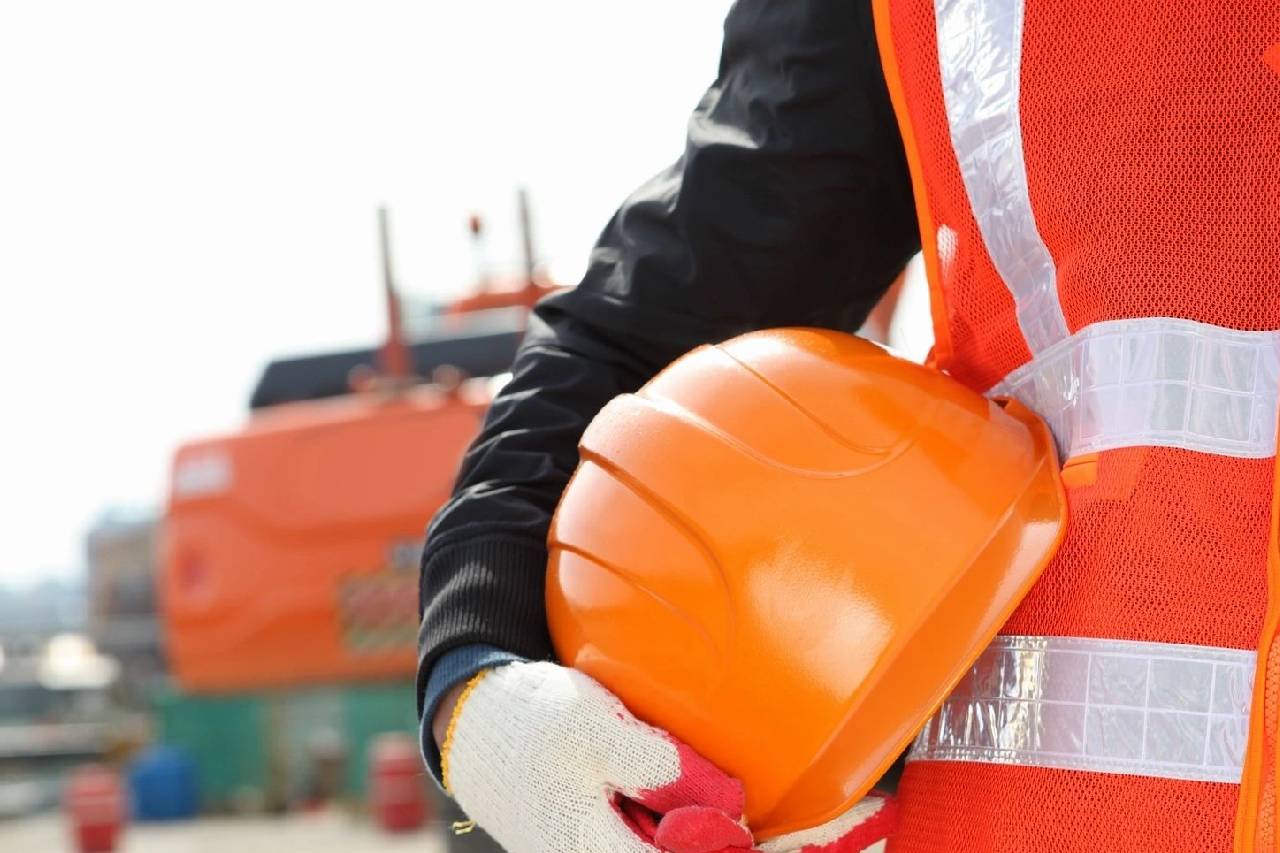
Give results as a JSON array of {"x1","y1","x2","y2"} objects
[
  {"x1": 0, "y1": 1, "x2": 740, "y2": 585},
  {"x1": 1, "y1": 1, "x2": 930, "y2": 587}
]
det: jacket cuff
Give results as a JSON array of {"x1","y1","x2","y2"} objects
[
  {"x1": 416, "y1": 536, "x2": 555, "y2": 716},
  {"x1": 419, "y1": 644, "x2": 525, "y2": 784}
]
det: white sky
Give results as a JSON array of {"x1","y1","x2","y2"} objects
[{"x1": 0, "y1": 1, "x2": 735, "y2": 585}]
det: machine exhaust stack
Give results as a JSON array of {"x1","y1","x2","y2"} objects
[
  {"x1": 517, "y1": 187, "x2": 538, "y2": 287},
  {"x1": 376, "y1": 206, "x2": 413, "y2": 384}
]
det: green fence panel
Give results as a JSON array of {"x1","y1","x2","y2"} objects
[
  {"x1": 341, "y1": 681, "x2": 418, "y2": 797},
  {"x1": 154, "y1": 686, "x2": 268, "y2": 811},
  {"x1": 154, "y1": 680, "x2": 419, "y2": 811}
]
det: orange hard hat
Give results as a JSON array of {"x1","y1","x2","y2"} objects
[{"x1": 546, "y1": 328, "x2": 1066, "y2": 841}]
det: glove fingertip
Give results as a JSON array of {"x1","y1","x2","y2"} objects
[{"x1": 653, "y1": 805, "x2": 753, "y2": 853}]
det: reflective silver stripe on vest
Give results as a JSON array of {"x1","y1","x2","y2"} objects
[
  {"x1": 936, "y1": 0, "x2": 1280, "y2": 459},
  {"x1": 935, "y1": 0, "x2": 1068, "y2": 354},
  {"x1": 908, "y1": 636, "x2": 1256, "y2": 783},
  {"x1": 988, "y1": 317, "x2": 1280, "y2": 460}
]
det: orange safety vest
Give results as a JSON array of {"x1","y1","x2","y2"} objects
[{"x1": 871, "y1": 1, "x2": 1280, "y2": 851}]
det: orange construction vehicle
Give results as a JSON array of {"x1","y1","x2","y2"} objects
[{"x1": 161, "y1": 200, "x2": 555, "y2": 693}]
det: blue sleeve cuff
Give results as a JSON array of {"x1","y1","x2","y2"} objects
[{"x1": 419, "y1": 644, "x2": 525, "y2": 785}]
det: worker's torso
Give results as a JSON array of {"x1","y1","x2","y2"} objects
[{"x1": 873, "y1": 1, "x2": 1280, "y2": 850}]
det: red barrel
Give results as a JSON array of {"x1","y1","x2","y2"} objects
[
  {"x1": 64, "y1": 765, "x2": 126, "y2": 853},
  {"x1": 369, "y1": 733, "x2": 429, "y2": 832}
]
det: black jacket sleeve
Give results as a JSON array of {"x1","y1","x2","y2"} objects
[{"x1": 417, "y1": 0, "x2": 920, "y2": 716}]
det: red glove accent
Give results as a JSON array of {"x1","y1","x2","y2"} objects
[
  {"x1": 623, "y1": 741, "x2": 756, "y2": 853},
  {"x1": 654, "y1": 805, "x2": 754, "y2": 853}
]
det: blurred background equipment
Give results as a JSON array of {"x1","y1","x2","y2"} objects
[
  {"x1": 127, "y1": 746, "x2": 199, "y2": 822},
  {"x1": 151, "y1": 203, "x2": 545, "y2": 848},
  {"x1": 160, "y1": 202, "x2": 552, "y2": 694},
  {"x1": 63, "y1": 764, "x2": 126, "y2": 853},
  {"x1": 0, "y1": 576, "x2": 126, "y2": 822},
  {"x1": 1, "y1": 199, "x2": 555, "y2": 851},
  {"x1": 86, "y1": 512, "x2": 164, "y2": 712},
  {"x1": 367, "y1": 733, "x2": 429, "y2": 833}
]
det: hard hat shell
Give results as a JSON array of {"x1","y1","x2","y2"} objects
[{"x1": 546, "y1": 328, "x2": 1066, "y2": 841}]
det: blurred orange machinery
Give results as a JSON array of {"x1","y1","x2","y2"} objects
[
  {"x1": 161, "y1": 382, "x2": 489, "y2": 692},
  {"x1": 161, "y1": 203, "x2": 553, "y2": 692}
]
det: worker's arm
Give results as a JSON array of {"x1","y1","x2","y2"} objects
[{"x1": 419, "y1": 0, "x2": 920, "y2": 775}]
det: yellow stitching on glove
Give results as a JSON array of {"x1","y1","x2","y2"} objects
[{"x1": 441, "y1": 669, "x2": 490, "y2": 794}]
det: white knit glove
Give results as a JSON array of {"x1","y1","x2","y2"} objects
[
  {"x1": 756, "y1": 795, "x2": 897, "y2": 853},
  {"x1": 441, "y1": 661, "x2": 756, "y2": 853}
]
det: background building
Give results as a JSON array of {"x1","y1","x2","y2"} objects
[{"x1": 85, "y1": 508, "x2": 164, "y2": 710}]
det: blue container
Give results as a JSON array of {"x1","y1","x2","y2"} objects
[{"x1": 128, "y1": 745, "x2": 200, "y2": 821}]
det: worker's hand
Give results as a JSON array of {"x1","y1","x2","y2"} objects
[
  {"x1": 439, "y1": 661, "x2": 757, "y2": 853},
  {"x1": 756, "y1": 795, "x2": 898, "y2": 853}
]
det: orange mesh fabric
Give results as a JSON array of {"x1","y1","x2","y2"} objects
[
  {"x1": 889, "y1": 762, "x2": 1238, "y2": 853},
  {"x1": 1253, "y1": 629, "x2": 1280, "y2": 849},
  {"x1": 1246, "y1": 446, "x2": 1280, "y2": 850},
  {"x1": 889, "y1": 0, "x2": 1280, "y2": 381},
  {"x1": 880, "y1": 0, "x2": 1280, "y2": 847},
  {"x1": 887, "y1": 0, "x2": 1031, "y2": 391},
  {"x1": 888, "y1": 449, "x2": 1271, "y2": 853},
  {"x1": 1020, "y1": 1, "x2": 1280, "y2": 334},
  {"x1": 1003, "y1": 449, "x2": 1272, "y2": 649}
]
